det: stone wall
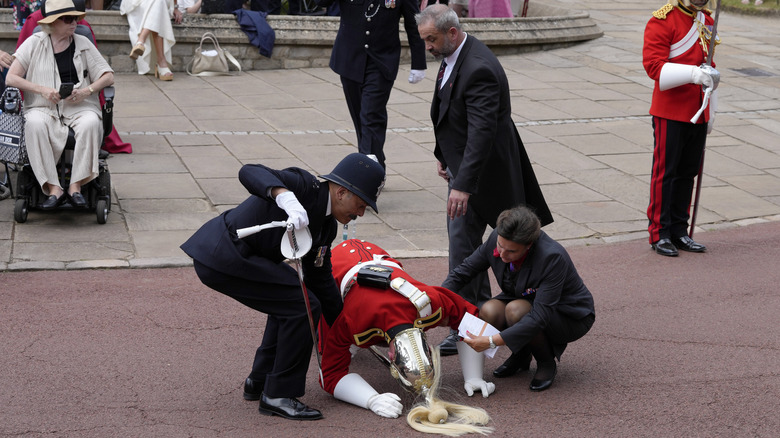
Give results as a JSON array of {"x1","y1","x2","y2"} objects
[{"x1": 0, "y1": 4, "x2": 601, "y2": 72}]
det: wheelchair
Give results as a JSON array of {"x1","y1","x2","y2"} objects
[
  {"x1": 7, "y1": 85, "x2": 114, "y2": 225},
  {"x1": 8, "y1": 23, "x2": 114, "y2": 224}
]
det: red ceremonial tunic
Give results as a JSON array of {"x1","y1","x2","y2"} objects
[
  {"x1": 643, "y1": 5, "x2": 715, "y2": 123},
  {"x1": 319, "y1": 239, "x2": 478, "y2": 394}
]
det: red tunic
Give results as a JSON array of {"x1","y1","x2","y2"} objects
[
  {"x1": 320, "y1": 239, "x2": 478, "y2": 394},
  {"x1": 643, "y1": 5, "x2": 715, "y2": 123}
]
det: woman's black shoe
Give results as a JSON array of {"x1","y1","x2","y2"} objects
[
  {"x1": 69, "y1": 192, "x2": 87, "y2": 208},
  {"x1": 529, "y1": 360, "x2": 557, "y2": 391},
  {"x1": 243, "y1": 377, "x2": 263, "y2": 401},
  {"x1": 40, "y1": 193, "x2": 67, "y2": 210},
  {"x1": 493, "y1": 350, "x2": 532, "y2": 378}
]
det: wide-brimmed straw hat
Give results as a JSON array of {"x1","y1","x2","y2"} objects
[{"x1": 38, "y1": 0, "x2": 87, "y2": 24}]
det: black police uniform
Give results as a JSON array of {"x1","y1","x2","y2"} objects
[
  {"x1": 319, "y1": 0, "x2": 427, "y2": 166},
  {"x1": 181, "y1": 163, "x2": 342, "y2": 399}
]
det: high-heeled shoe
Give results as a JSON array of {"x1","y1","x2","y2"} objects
[
  {"x1": 129, "y1": 42, "x2": 145, "y2": 60},
  {"x1": 155, "y1": 65, "x2": 174, "y2": 81}
]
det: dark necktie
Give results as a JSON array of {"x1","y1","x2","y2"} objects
[{"x1": 436, "y1": 60, "x2": 447, "y2": 90}]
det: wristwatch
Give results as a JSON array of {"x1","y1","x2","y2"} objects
[
  {"x1": 488, "y1": 335, "x2": 496, "y2": 349},
  {"x1": 88, "y1": 86, "x2": 94, "y2": 95}
]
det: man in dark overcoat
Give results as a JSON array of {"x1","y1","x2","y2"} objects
[
  {"x1": 416, "y1": 4, "x2": 553, "y2": 356},
  {"x1": 181, "y1": 153, "x2": 385, "y2": 420}
]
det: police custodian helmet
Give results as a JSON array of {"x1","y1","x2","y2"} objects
[{"x1": 321, "y1": 153, "x2": 386, "y2": 213}]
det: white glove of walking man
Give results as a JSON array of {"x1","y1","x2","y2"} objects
[
  {"x1": 408, "y1": 69, "x2": 426, "y2": 84},
  {"x1": 275, "y1": 191, "x2": 309, "y2": 229}
]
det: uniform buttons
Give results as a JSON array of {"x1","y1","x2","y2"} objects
[
  {"x1": 366, "y1": 31, "x2": 370, "y2": 35},
  {"x1": 364, "y1": 44, "x2": 369, "y2": 49}
]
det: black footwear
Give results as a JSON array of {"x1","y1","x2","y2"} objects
[
  {"x1": 493, "y1": 350, "x2": 532, "y2": 378},
  {"x1": 259, "y1": 393, "x2": 323, "y2": 420},
  {"x1": 69, "y1": 192, "x2": 87, "y2": 208},
  {"x1": 651, "y1": 238, "x2": 678, "y2": 257},
  {"x1": 40, "y1": 193, "x2": 67, "y2": 210},
  {"x1": 672, "y1": 236, "x2": 706, "y2": 253},
  {"x1": 529, "y1": 360, "x2": 557, "y2": 392},
  {"x1": 438, "y1": 330, "x2": 460, "y2": 356},
  {"x1": 243, "y1": 377, "x2": 263, "y2": 401}
]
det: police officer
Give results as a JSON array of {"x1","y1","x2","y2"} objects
[
  {"x1": 317, "y1": 0, "x2": 427, "y2": 168},
  {"x1": 181, "y1": 153, "x2": 385, "y2": 420}
]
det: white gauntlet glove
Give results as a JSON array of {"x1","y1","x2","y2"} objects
[
  {"x1": 275, "y1": 191, "x2": 309, "y2": 229},
  {"x1": 458, "y1": 341, "x2": 495, "y2": 398},
  {"x1": 333, "y1": 373, "x2": 403, "y2": 418},
  {"x1": 367, "y1": 393, "x2": 403, "y2": 418},
  {"x1": 408, "y1": 69, "x2": 425, "y2": 84},
  {"x1": 690, "y1": 66, "x2": 714, "y2": 89}
]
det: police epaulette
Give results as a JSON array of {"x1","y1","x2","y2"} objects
[{"x1": 653, "y1": 3, "x2": 674, "y2": 19}]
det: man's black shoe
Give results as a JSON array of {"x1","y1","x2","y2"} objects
[
  {"x1": 258, "y1": 394, "x2": 323, "y2": 420},
  {"x1": 493, "y1": 351, "x2": 531, "y2": 378},
  {"x1": 438, "y1": 330, "x2": 460, "y2": 356},
  {"x1": 243, "y1": 377, "x2": 263, "y2": 401},
  {"x1": 651, "y1": 238, "x2": 678, "y2": 257},
  {"x1": 672, "y1": 236, "x2": 706, "y2": 252}
]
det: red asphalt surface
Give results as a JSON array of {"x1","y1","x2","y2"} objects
[{"x1": 2, "y1": 221, "x2": 779, "y2": 437}]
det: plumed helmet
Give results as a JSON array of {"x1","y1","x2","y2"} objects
[
  {"x1": 321, "y1": 153, "x2": 386, "y2": 213},
  {"x1": 388, "y1": 328, "x2": 436, "y2": 396}
]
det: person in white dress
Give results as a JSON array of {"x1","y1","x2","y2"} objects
[{"x1": 121, "y1": 0, "x2": 182, "y2": 81}]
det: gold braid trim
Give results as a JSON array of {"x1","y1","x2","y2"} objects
[{"x1": 653, "y1": 3, "x2": 674, "y2": 19}]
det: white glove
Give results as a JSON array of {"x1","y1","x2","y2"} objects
[
  {"x1": 367, "y1": 393, "x2": 403, "y2": 418},
  {"x1": 457, "y1": 341, "x2": 496, "y2": 398},
  {"x1": 333, "y1": 373, "x2": 403, "y2": 418},
  {"x1": 275, "y1": 191, "x2": 309, "y2": 229},
  {"x1": 691, "y1": 66, "x2": 714, "y2": 89},
  {"x1": 408, "y1": 69, "x2": 425, "y2": 84}
]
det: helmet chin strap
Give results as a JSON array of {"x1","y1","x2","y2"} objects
[{"x1": 682, "y1": 0, "x2": 709, "y2": 10}]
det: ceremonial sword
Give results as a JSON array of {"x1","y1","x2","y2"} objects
[{"x1": 689, "y1": 0, "x2": 721, "y2": 238}]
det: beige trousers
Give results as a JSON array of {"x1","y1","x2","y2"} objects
[{"x1": 24, "y1": 109, "x2": 103, "y2": 195}]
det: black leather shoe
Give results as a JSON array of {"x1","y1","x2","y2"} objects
[
  {"x1": 672, "y1": 236, "x2": 706, "y2": 253},
  {"x1": 651, "y1": 238, "x2": 678, "y2": 257},
  {"x1": 40, "y1": 193, "x2": 67, "y2": 210},
  {"x1": 493, "y1": 351, "x2": 531, "y2": 378},
  {"x1": 529, "y1": 360, "x2": 557, "y2": 392},
  {"x1": 438, "y1": 330, "x2": 460, "y2": 356},
  {"x1": 243, "y1": 377, "x2": 263, "y2": 401},
  {"x1": 259, "y1": 394, "x2": 323, "y2": 420},
  {"x1": 69, "y1": 192, "x2": 87, "y2": 208}
]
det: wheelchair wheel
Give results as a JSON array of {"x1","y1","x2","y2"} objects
[
  {"x1": 14, "y1": 198, "x2": 28, "y2": 223},
  {"x1": 96, "y1": 199, "x2": 108, "y2": 224}
]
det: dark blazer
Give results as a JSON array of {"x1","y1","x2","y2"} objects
[
  {"x1": 432, "y1": 35, "x2": 552, "y2": 228},
  {"x1": 180, "y1": 164, "x2": 341, "y2": 320},
  {"x1": 320, "y1": 0, "x2": 427, "y2": 83},
  {"x1": 443, "y1": 230, "x2": 594, "y2": 353}
]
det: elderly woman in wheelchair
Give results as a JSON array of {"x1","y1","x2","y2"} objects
[{"x1": 6, "y1": 0, "x2": 114, "y2": 210}]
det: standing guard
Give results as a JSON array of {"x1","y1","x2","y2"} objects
[{"x1": 643, "y1": 0, "x2": 721, "y2": 257}]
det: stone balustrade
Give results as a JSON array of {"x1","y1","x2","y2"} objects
[{"x1": 0, "y1": 3, "x2": 601, "y2": 72}]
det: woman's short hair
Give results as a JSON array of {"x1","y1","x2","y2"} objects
[{"x1": 496, "y1": 205, "x2": 541, "y2": 246}]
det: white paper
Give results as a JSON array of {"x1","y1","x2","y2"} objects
[
  {"x1": 457, "y1": 313, "x2": 500, "y2": 358},
  {"x1": 201, "y1": 50, "x2": 219, "y2": 57}
]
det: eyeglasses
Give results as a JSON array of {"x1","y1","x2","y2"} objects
[{"x1": 58, "y1": 16, "x2": 77, "y2": 24}]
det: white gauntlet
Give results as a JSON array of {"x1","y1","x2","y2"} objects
[{"x1": 275, "y1": 191, "x2": 309, "y2": 229}]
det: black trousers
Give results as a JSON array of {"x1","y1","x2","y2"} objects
[
  {"x1": 340, "y1": 58, "x2": 395, "y2": 167},
  {"x1": 193, "y1": 260, "x2": 321, "y2": 398},
  {"x1": 647, "y1": 117, "x2": 707, "y2": 243}
]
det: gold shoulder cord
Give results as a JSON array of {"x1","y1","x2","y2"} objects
[
  {"x1": 696, "y1": 15, "x2": 722, "y2": 57},
  {"x1": 653, "y1": 3, "x2": 674, "y2": 19}
]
